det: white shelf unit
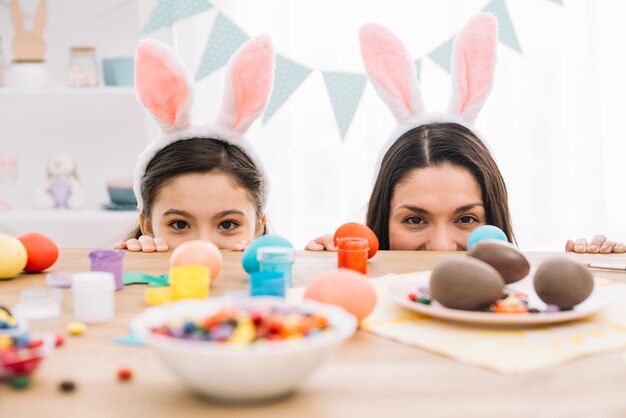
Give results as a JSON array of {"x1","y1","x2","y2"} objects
[{"x1": 0, "y1": 87, "x2": 135, "y2": 97}]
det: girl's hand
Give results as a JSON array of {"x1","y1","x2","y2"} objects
[
  {"x1": 114, "y1": 235, "x2": 168, "y2": 252},
  {"x1": 305, "y1": 234, "x2": 337, "y2": 251},
  {"x1": 565, "y1": 235, "x2": 626, "y2": 254}
]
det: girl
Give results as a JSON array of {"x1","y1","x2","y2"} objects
[
  {"x1": 114, "y1": 35, "x2": 275, "y2": 252},
  {"x1": 306, "y1": 14, "x2": 624, "y2": 253}
]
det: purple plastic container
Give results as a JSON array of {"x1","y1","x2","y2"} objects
[{"x1": 89, "y1": 250, "x2": 125, "y2": 291}]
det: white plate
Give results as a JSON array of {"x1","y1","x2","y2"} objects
[{"x1": 388, "y1": 272, "x2": 611, "y2": 326}]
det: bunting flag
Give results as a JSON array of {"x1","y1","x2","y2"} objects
[
  {"x1": 414, "y1": 59, "x2": 422, "y2": 82},
  {"x1": 141, "y1": 0, "x2": 212, "y2": 34},
  {"x1": 195, "y1": 13, "x2": 249, "y2": 80},
  {"x1": 323, "y1": 72, "x2": 367, "y2": 139},
  {"x1": 263, "y1": 55, "x2": 313, "y2": 123},
  {"x1": 429, "y1": 37, "x2": 455, "y2": 73},
  {"x1": 143, "y1": 0, "x2": 561, "y2": 139},
  {"x1": 483, "y1": 0, "x2": 522, "y2": 53}
]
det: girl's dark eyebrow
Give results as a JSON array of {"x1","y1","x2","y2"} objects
[
  {"x1": 213, "y1": 210, "x2": 245, "y2": 220},
  {"x1": 163, "y1": 209, "x2": 194, "y2": 219}
]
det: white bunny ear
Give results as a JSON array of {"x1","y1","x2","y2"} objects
[
  {"x1": 216, "y1": 35, "x2": 275, "y2": 135},
  {"x1": 447, "y1": 13, "x2": 498, "y2": 124},
  {"x1": 135, "y1": 38, "x2": 194, "y2": 133},
  {"x1": 359, "y1": 23, "x2": 425, "y2": 124}
]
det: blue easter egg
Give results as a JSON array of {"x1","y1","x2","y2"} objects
[
  {"x1": 242, "y1": 235, "x2": 293, "y2": 273},
  {"x1": 467, "y1": 225, "x2": 507, "y2": 250}
]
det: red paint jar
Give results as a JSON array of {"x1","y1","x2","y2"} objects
[{"x1": 337, "y1": 237, "x2": 369, "y2": 274}]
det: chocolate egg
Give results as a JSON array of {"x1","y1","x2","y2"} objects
[
  {"x1": 533, "y1": 258, "x2": 593, "y2": 309},
  {"x1": 468, "y1": 240, "x2": 530, "y2": 284},
  {"x1": 430, "y1": 257, "x2": 505, "y2": 311}
]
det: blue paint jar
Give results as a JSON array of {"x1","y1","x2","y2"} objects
[
  {"x1": 257, "y1": 247, "x2": 296, "y2": 287},
  {"x1": 249, "y1": 271, "x2": 286, "y2": 298}
]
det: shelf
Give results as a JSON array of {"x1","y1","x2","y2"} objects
[{"x1": 0, "y1": 87, "x2": 135, "y2": 97}]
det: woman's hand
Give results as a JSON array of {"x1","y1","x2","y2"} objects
[
  {"x1": 565, "y1": 235, "x2": 626, "y2": 254},
  {"x1": 114, "y1": 235, "x2": 168, "y2": 252},
  {"x1": 305, "y1": 234, "x2": 337, "y2": 251}
]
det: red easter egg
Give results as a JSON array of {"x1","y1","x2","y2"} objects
[
  {"x1": 170, "y1": 240, "x2": 223, "y2": 281},
  {"x1": 17, "y1": 232, "x2": 59, "y2": 273},
  {"x1": 304, "y1": 269, "x2": 377, "y2": 322},
  {"x1": 333, "y1": 222, "x2": 379, "y2": 259}
]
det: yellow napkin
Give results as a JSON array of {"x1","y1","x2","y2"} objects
[{"x1": 360, "y1": 272, "x2": 626, "y2": 374}]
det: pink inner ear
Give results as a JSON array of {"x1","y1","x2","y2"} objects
[
  {"x1": 136, "y1": 42, "x2": 189, "y2": 128},
  {"x1": 360, "y1": 24, "x2": 415, "y2": 115},
  {"x1": 453, "y1": 14, "x2": 497, "y2": 116},
  {"x1": 228, "y1": 35, "x2": 274, "y2": 131}
]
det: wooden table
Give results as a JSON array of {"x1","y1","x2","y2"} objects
[{"x1": 2, "y1": 250, "x2": 626, "y2": 417}]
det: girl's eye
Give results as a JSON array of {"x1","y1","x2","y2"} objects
[
  {"x1": 403, "y1": 216, "x2": 426, "y2": 225},
  {"x1": 218, "y1": 220, "x2": 239, "y2": 231},
  {"x1": 456, "y1": 215, "x2": 479, "y2": 225},
  {"x1": 169, "y1": 220, "x2": 189, "y2": 231}
]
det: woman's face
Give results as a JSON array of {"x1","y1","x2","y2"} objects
[
  {"x1": 140, "y1": 171, "x2": 264, "y2": 250},
  {"x1": 388, "y1": 163, "x2": 486, "y2": 251}
]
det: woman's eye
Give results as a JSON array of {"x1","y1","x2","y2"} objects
[
  {"x1": 457, "y1": 216, "x2": 479, "y2": 225},
  {"x1": 169, "y1": 220, "x2": 189, "y2": 231},
  {"x1": 218, "y1": 220, "x2": 239, "y2": 231},
  {"x1": 403, "y1": 216, "x2": 426, "y2": 225}
]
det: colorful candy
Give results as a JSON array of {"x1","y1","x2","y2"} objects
[
  {"x1": 117, "y1": 367, "x2": 133, "y2": 381},
  {"x1": 10, "y1": 375, "x2": 31, "y2": 390},
  {"x1": 407, "y1": 289, "x2": 432, "y2": 305},
  {"x1": 67, "y1": 321, "x2": 86, "y2": 336},
  {"x1": 150, "y1": 306, "x2": 331, "y2": 344},
  {"x1": 59, "y1": 380, "x2": 76, "y2": 393}
]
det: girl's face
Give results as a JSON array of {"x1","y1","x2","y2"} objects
[
  {"x1": 388, "y1": 163, "x2": 486, "y2": 251},
  {"x1": 140, "y1": 171, "x2": 265, "y2": 250}
]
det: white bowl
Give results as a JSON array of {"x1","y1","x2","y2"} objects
[{"x1": 131, "y1": 297, "x2": 357, "y2": 402}]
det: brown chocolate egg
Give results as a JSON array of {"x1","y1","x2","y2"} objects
[
  {"x1": 468, "y1": 240, "x2": 530, "y2": 284},
  {"x1": 430, "y1": 257, "x2": 505, "y2": 311},
  {"x1": 533, "y1": 258, "x2": 594, "y2": 309}
]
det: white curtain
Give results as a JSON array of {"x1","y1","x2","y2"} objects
[{"x1": 158, "y1": 0, "x2": 626, "y2": 250}]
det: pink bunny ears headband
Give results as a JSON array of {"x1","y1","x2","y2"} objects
[
  {"x1": 132, "y1": 35, "x2": 275, "y2": 210},
  {"x1": 360, "y1": 13, "x2": 498, "y2": 180}
]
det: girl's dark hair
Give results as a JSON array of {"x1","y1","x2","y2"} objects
[
  {"x1": 366, "y1": 123, "x2": 514, "y2": 250},
  {"x1": 129, "y1": 138, "x2": 266, "y2": 239}
]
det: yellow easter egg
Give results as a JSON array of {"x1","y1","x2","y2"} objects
[{"x1": 0, "y1": 235, "x2": 28, "y2": 279}]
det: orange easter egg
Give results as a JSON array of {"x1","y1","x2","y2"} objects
[
  {"x1": 304, "y1": 269, "x2": 377, "y2": 322},
  {"x1": 170, "y1": 240, "x2": 222, "y2": 281},
  {"x1": 334, "y1": 222, "x2": 379, "y2": 259},
  {"x1": 17, "y1": 232, "x2": 59, "y2": 273}
]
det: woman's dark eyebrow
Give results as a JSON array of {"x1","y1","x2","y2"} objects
[
  {"x1": 454, "y1": 203, "x2": 484, "y2": 214},
  {"x1": 397, "y1": 203, "x2": 484, "y2": 215}
]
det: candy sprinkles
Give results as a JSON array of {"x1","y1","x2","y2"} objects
[{"x1": 151, "y1": 307, "x2": 332, "y2": 344}]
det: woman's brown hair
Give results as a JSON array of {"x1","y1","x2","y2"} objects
[
  {"x1": 366, "y1": 123, "x2": 514, "y2": 250},
  {"x1": 129, "y1": 138, "x2": 266, "y2": 239}
]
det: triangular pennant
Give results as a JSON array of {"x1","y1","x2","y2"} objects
[
  {"x1": 195, "y1": 13, "x2": 249, "y2": 81},
  {"x1": 483, "y1": 0, "x2": 522, "y2": 53},
  {"x1": 322, "y1": 72, "x2": 367, "y2": 139},
  {"x1": 429, "y1": 37, "x2": 454, "y2": 73},
  {"x1": 414, "y1": 59, "x2": 422, "y2": 82},
  {"x1": 142, "y1": 0, "x2": 213, "y2": 34},
  {"x1": 263, "y1": 55, "x2": 313, "y2": 123}
]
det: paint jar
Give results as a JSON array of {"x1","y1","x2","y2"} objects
[
  {"x1": 249, "y1": 271, "x2": 286, "y2": 298},
  {"x1": 337, "y1": 237, "x2": 369, "y2": 274},
  {"x1": 14, "y1": 288, "x2": 62, "y2": 320},
  {"x1": 257, "y1": 247, "x2": 295, "y2": 287},
  {"x1": 72, "y1": 272, "x2": 115, "y2": 323},
  {"x1": 89, "y1": 250, "x2": 124, "y2": 290},
  {"x1": 170, "y1": 265, "x2": 210, "y2": 301},
  {"x1": 68, "y1": 46, "x2": 98, "y2": 87}
]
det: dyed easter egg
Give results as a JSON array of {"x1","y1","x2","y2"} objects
[
  {"x1": 304, "y1": 269, "x2": 377, "y2": 321},
  {"x1": 242, "y1": 235, "x2": 293, "y2": 273},
  {"x1": 17, "y1": 232, "x2": 59, "y2": 273},
  {"x1": 534, "y1": 258, "x2": 593, "y2": 309},
  {"x1": 0, "y1": 235, "x2": 28, "y2": 279},
  {"x1": 468, "y1": 240, "x2": 530, "y2": 284},
  {"x1": 467, "y1": 225, "x2": 507, "y2": 250},
  {"x1": 333, "y1": 222, "x2": 379, "y2": 259},
  {"x1": 170, "y1": 240, "x2": 222, "y2": 281},
  {"x1": 430, "y1": 257, "x2": 504, "y2": 311}
]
